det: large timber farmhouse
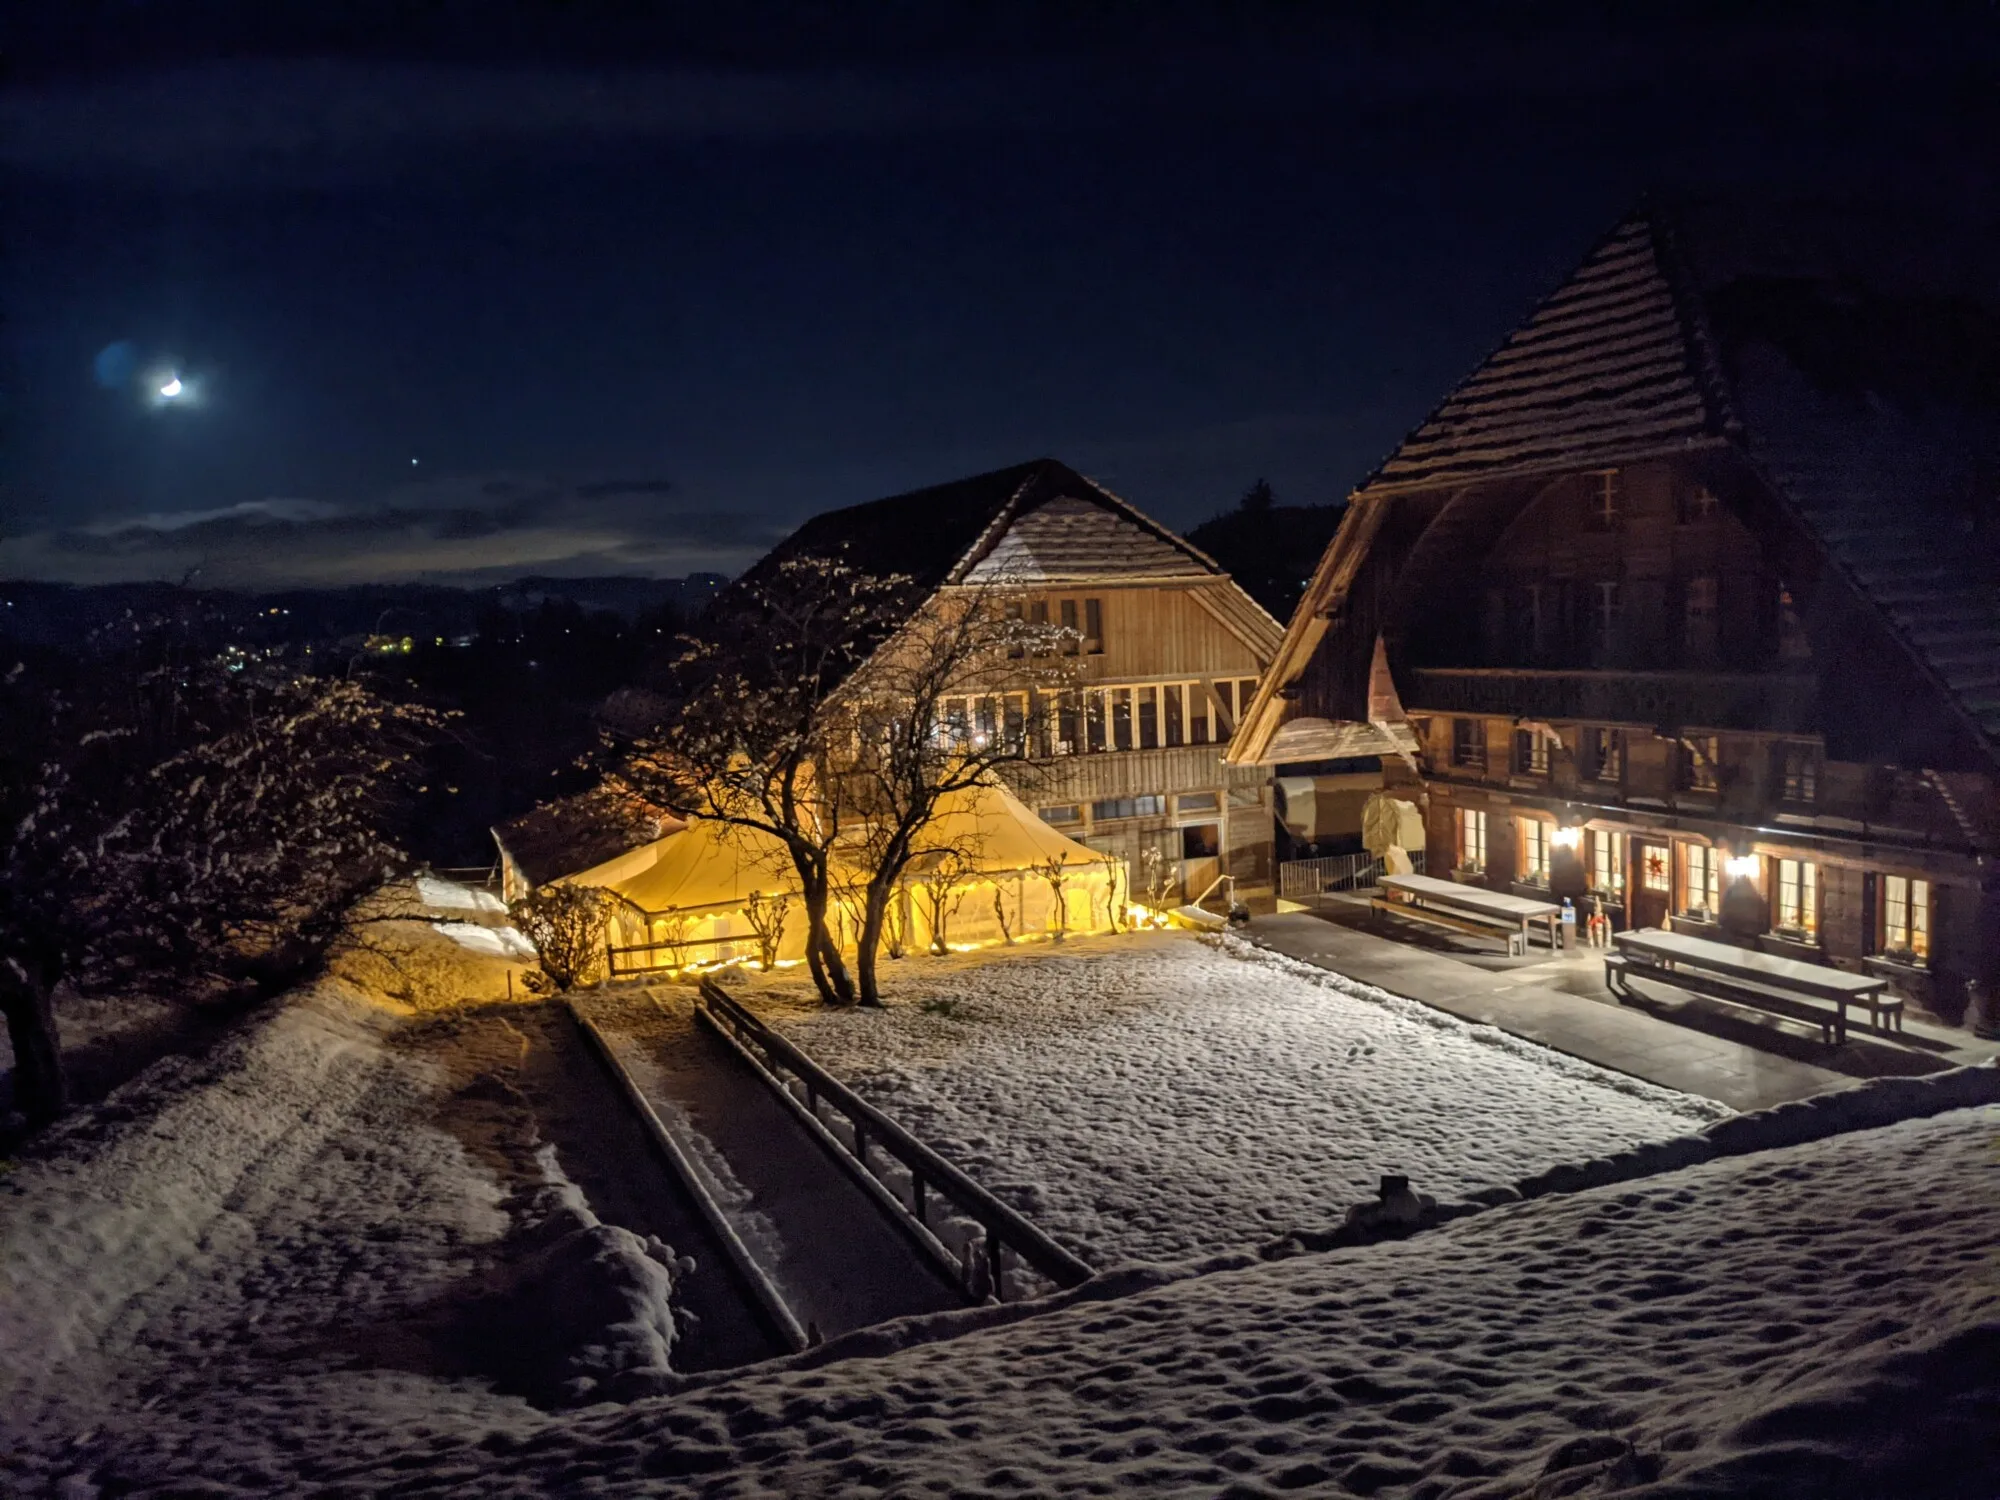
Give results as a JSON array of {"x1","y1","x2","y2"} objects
[
  {"x1": 1231, "y1": 199, "x2": 2000, "y2": 1026},
  {"x1": 757, "y1": 459, "x2": 1287, "y2": 902}
]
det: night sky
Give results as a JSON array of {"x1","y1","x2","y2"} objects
[{"x1": 4, "y1": 4, "x2": 1995, "y2": 589}]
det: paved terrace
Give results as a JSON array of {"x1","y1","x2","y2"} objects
[{"x1": 1248, "y1": 901, "x2": 2000, "y2": 1112}]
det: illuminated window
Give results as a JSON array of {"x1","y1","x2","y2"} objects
[
  {"x1": 1682, "y1": 844, "x2": 1722, "y2": 919},
  {"x1": 1775, "y1": 857, "x2": 1818, "y2": 936},
  {"x1": 1591, "y1": 830, "x2": 1626, "y2": 895},
  {"x1": 1456, "y1": 808, "x2": 1488, "y2": 873},
  {"x1": 1881, "y1": 875, "x2": 1930, "y2": 960},
  {"x1": 1518, "y1": 818, "x2": 1551, "y2": 884}
]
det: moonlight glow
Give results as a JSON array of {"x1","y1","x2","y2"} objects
[{"x1": 159, "y1": 377, "x2": 184, "y2": 398}]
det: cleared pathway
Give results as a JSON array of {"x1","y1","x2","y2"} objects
[
  {"x1": 579, "y1": 989, "x2": 967, "y2": 1343},
  {"x1": 1248, "y1": 912, "x2": 1847, "y2": 1110}
]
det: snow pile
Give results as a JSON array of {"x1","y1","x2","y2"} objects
[
  {"x1": 46, "y1": 1101, "x2": 1997, "y2": 1496},
  {"x1": 450, "y1": 1148, "x2": 691, "y2": 1405},
  {"x1": 727, "y1": 933, "x2": 1725, "y2": 1262}
]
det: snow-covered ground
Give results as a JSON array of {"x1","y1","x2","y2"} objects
[
  {"x1": 6, "y1": 970, "x2": 1993, "y2": 1499},
  {"x1": 724, "y1": 932, "x2": 1728, "y2": 1263}
]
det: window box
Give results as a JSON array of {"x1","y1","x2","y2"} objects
[
  {"x1": 1756, "y1": 931, "x2": 1825, "y2": 962},
  {"x1": 1863, "y1": 952, "x2": 1935, "y2": 1009}
]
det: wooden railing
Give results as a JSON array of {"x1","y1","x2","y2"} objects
[
  {"x1": 1278, "y1": 848, "x2": 1425, "y2": 903},
  {"x1": 606, "y1": 932, "x2": 750, "y2": 977},
  {"x1": 697, "y1": 979, "x2": 1094, "y2": 1301}
]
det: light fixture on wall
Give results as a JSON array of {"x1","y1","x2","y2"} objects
[
  {"x1": 1724, "y1": 853, "x2": 1761, "y2": 881},
  {"x1": 1551, "y1": 825, "x2": 1583, "y2": 850}
]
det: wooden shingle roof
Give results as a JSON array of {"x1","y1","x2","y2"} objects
[
  {"x1": 744, "y1": 458, "x2": 1226, "y2": 594},
  {"x1": 1356, "y1": 196, "x2": 2000, "y2": 760}
]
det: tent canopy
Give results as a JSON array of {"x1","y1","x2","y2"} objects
[{"x1": 568, "y1": 777, "x2": 1108, "y2": 917}]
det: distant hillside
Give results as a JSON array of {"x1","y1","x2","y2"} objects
[{"x1": 1185, "y1": 487, "x2": 1344, "y2": 622}]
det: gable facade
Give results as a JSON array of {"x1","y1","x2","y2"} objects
[{"x1": 1232, "y1": 201, "x2": 2000, "y2": 1024}]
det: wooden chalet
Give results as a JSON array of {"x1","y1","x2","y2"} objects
[
  {"x1": 1230, "y1": 198, "x2": 2000, "y2": 1025},
  {"x1": 752, "y1": 459, "x2": 1287, "y2": 899}
]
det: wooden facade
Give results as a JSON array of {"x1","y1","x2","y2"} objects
[
  {"x1": 769, "y1": 460, "x2": 1287, "y2": 898},
  {"x1": 1232, "y1": 200, "x2": 2000, "y2": 1025}
]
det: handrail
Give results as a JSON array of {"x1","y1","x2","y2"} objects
[{"x1": 697, "y1": 979, "x2": 1094, "y2": 1298}]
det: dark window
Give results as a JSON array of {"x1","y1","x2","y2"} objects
[
  {"x1": 1040, "y1": 804, "x2": 1081, "y2": 826},
  {"x1": 1683, "y1": 575, "x2": 1719, "y2": 658},
  {"x1": 1083, "y1": 598, "x2": 1104, "y2": 654},
  {"x1": 1085, "y1": 691, "x2": 1106, "y2": 752},
  {"x1": 1511, "y1": 728, "x2": 1549, "y2": 776},
  {"x1": 1060, "y1": 598, "x2": 1080, "y2": 655},
  {"x1": 1057, "y1": 691, "x2": 1081, "y2": 755},
  {"x1": 1678, "y1": 484, "x2": 1720, "y2": 524},
  {"x1": 1584, "y1": 727, "x2": 1623, "y2": 782},
  {"x1": 1678, "y1": 736, "x2": 1720, "y2": 793},
  {"x1": 1163, "y1": 683, "x2": 1184, "y2": 746},
  {"x1": 1451, "y1": 718, "x2": 1484, "y2": 768},
  {"x1": 1180, "y1": 822, "x2": 1221, "y2": 860},
  {"x1": 1592, "y1": 581, "x2": 1622, "y2": 654},
  {"x1": 1004, "y1": 599, "x2": 1025, "y2": 658},
  {"x1": 1586, "y1": 470, "x2": 1621, "y2": 531},
  {"x1": 1774, "y1": 742, "x2": 1818, "y2": 804},
  {"x1": 1177, "y1": 791, "x2": 1220, "y2": 816},
  {"x1": 1110, "y1": 688, "x2": 1132, "y2": 749},
  {"x1": 1137, "y1": 686, "x2": 1160, "y2": 749},
  {"x1": 1091, "y1": 794, "x2": 1167, "y2": 822}
]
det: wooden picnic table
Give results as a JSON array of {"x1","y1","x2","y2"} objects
[
  {"x1": 1609, "y1": 928, "x2": 1894, "y2": 1045},
  {"x1": 1378, "y1": 873, "x2": 1562, "y2": 953}
]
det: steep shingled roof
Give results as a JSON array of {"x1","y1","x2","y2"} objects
[
  {"x1": 740, "y1": 458, "x2": 1226, "y2": 594},
  {"x1": 1355, "y1": 196, "x2": 2000, "y2": 758}
]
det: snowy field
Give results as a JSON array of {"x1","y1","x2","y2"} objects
[
  {"x1": 4, "y1": 964, "x2": 1992, "y2": 1499},
  {"x1": 726, "y1": 933, "x2": 1728, "y2": 1263}
]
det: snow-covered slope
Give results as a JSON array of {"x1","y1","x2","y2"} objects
[
  {"x1": 729, "y1": 933, "x2": 1726, "y2": 1262},
  {"x1": 25, "y1": 1097, "x2": 1995, "y2": 1497}
]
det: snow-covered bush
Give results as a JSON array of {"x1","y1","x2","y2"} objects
[{"x1": 510, "y1": 884, "x2": 616, "y2": 992}]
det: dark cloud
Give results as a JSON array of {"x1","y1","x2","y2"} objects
[{"x1": 0, "y1": 477, "x2": 775, "y2": 589}]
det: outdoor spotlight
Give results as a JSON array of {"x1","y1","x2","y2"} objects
[
  {"x1": 1551, "y1": 825, "x2": 1583, "y2": 850},
  {"x1": 1724, "y1": 853, "x2": 1760, "y2": 880}
]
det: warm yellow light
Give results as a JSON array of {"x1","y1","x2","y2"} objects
[
  {"x1": 1551, "y1": 826, "x2": 1583, "y2": 850},
  {"x1": 1724, "y1": 854, "x2": 1760, "y2": 880}
]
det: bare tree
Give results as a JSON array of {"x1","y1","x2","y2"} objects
[
  {"x1": 834, "y1": 586, "x2": 1076, "y2": 1003},
  {"x1": 615, "y1": 554, "x2": 913, "y2": 1005},
  {"x1": 1039, "y1": 852, "x2": 1072, "y2": 942},
  {"x1": 1, "y1": 652, "x2": 444, "y2": 1126},
  {"x1": 914, "y1": 848, "x2": 976, "y2": 955},
  {"x1": 741, "y1": 889, "x2": 790, "y2": 972}
]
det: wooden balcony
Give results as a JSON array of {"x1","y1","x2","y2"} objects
[{"x1": 1400, "y1": 668, "x2": 1819, "y2": 735}]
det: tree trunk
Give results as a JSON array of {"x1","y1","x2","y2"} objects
[
  {"x1": 1, "y1": 971, "x2": 68, "y2": 1127},
  {"x1": 800, "y1": 884, "x2": 853, "y2": 1006},
  {"x1": 854, "y1": 881, "x2": 894, "y2": 1008}
]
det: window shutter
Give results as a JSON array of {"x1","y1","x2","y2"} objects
[{"x1": 1860, "y1": 871, "x2": 1877, "y2": 956}]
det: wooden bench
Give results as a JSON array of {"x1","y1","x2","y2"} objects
[
  {"x1": 1372, "y1": 896, "x2": 1527, "y2": 956},
  {"x1": 1377, "y1": 873, "x2": 1560, "y2": 957},
  {"x1": 1609, "y1": 930, "x2": 1897, "y2": 1046}
]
